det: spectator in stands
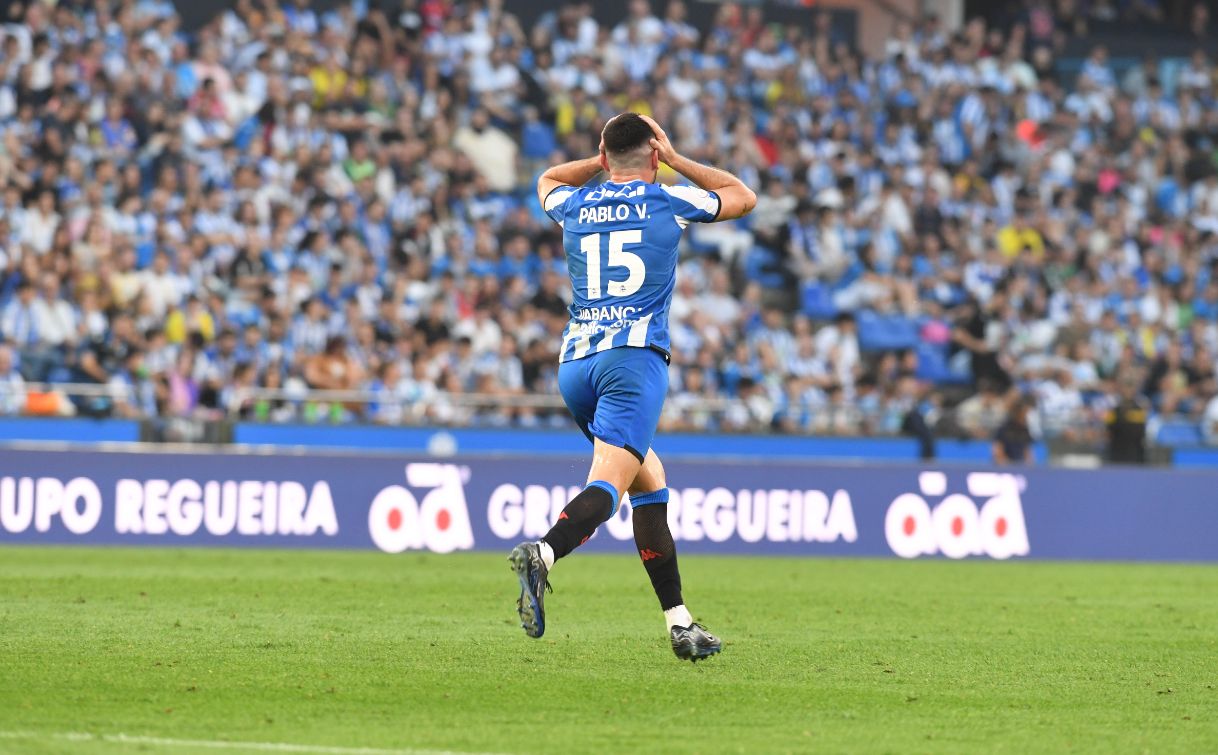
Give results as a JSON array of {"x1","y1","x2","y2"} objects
[
  {"x1": 108, "y1": 349, "x2": 157, "y2": 418},
  {"x1": 20, "y1": 189, "x2": 58, "y2": 255},
  {"x1": 1106, "y1": 379, "x2": 1150, "y2": 464},
  {"x1": 1035, "y1": 367, "x2": 1086, "y2": 441},
  {"x1": 165, "y1": 348, "x2": 200, "y2": 418},
  {"x1": 367, "y1": 361, "x2": 406, "y2": 426},
  {"x1": 224, "y1": 363, "x2": 261, "y2": 421},
  {"x1": 1200, "y1": 389, "x2": 1218, "y2": 445},
  {"x1": 993, "y1": 397, "x2": 1036, "y2": 466},
  {"x1": 1189, "y1": 2, "x2": 1210, "y2": 39},
  {"x1": 724, "y1": 377, "x2": 775, "y2": 431},
  {"x1": 0, "y1": 0, "x2": 1211, "y2": 463},
  {"x1": 954, "y1": 378, "x2": 1008, "y2": 439},
  {"x1": 953, "y1": 295, "x2": 1012, "y2": 392},
  {"x1": 2, "y1": 281, "x2": 40, "y2": 378},
  {"x1": 304, "y1": 335, "x2": 365, "y2": 398},
  {"x1": 0, "y1": 344, "x2": 24, "y2": 415},
  {"x1": 895, "y1": 375, "x2": 937, "y2": 460},
  {"x1": 453, "y1": 109, "x2": 519, "y2": 192}
]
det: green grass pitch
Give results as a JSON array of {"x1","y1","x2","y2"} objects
[{"x1": 1, "y1": 546, "x2": 1217, "y2": 754}]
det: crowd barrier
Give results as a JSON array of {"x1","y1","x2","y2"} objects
[
  {"x1": 0, "y1": 447, "x2": 1213, "y2": 562},
  {"x1": 234, "y1": 424, "x2": 1030, "y2": 462},
  {"x1": 0, "y1": 418, "x2": 1038, "y2": 463}
]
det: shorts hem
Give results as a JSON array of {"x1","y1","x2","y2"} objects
[{"x1": 592, "y1": 435, "x2": 646, "y2": 463}]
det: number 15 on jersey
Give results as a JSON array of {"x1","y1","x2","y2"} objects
[{"x1": 579, "y1": 230, "x2": 645, "y2": 299}]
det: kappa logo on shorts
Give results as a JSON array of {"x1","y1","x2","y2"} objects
[
  {"x1": 367, "y1": 463, "x2": 475, "y2": 554},
  {"x1": 639, "y1": 548, "x2": 663, "y2": 561}
]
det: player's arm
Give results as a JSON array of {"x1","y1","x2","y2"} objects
[
  {"x1": 640, "y1": 115, "x2": 756, "y2": 221},
  {"x1": 536, "y1": 156, "x2": 602, "y2": 208}
]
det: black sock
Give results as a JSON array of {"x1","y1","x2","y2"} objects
[
  {"x1": 632, "y1": 501, "x2": 683, "y2": 610},
  {"x1": 541, "y1": 482, "x2": 616, "y2": 560}
]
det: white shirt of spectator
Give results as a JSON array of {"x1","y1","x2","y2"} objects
[
  {"x1": 469, "y1": 57, "x2": 520, "y2": 94},
  {"x1": 139, "y1": 268, "x2": 185, "y2": 318},
  {"x1": 0, "y1": 365, "x2": 23, "y2": 415},
  {"x1": 612, "y1": 15, "x2": 663, "y2": 46},
  {"x1": 453, "y1": 315, "x2": 503, "y2": 358},
  {"x1": 1, "y1": 300, "x2": 38, "y2": 346},
  {"x1": 453, "y1": 123, "x2": 518, "y2": 193},
  {"x1": 19, "y1": 207, "x2": 59, "y2": 255},
  {"x1": 30, "y1": 295, "x2": 76, "y2": 347},
  {"x1": 1202, "y1": 394, "x2": 1218, "y2": 445},
  {"x1": 1180, "y1": 62, "x2": 1211, "y2": 91}
]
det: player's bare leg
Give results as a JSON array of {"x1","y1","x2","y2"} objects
[
  {"x1": 628, "y1": 450, "x2": 721, "y2": 661},
  {"x1": 509, "y1": 440, "x2": 640, "y2": 638}
]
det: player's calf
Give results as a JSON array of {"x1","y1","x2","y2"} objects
[
  {"x1": 632, "y1": 490, "x2": 683, "y2": 613},
  {"x1": 541, "y1": 479, "x2": 618, "y2": 561},
  {"x1": 632, "y1": 488, "x2": 722, "y2": 661}
]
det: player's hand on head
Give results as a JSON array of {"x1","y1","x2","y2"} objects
[{"x1": 639, "y1": 114, "x2": 677, "y2": 164}]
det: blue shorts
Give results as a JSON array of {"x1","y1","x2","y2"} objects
[{"x1": 557, "y1": 347, "x2": 669, "y2": 462}]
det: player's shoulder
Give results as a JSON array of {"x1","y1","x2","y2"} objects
[
  {"x1": 656, "y1": 182, "x2": 720, "y2": 219},
  {"x1": 542, "y1": 183, "x2": 581, "y2": 213},
  {"x1": 657, "y1": 183, "x2": 715, "y2": 204}
]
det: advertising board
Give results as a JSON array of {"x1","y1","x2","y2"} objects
[{"x1": 0, "y1": 448, "x2": 1214, "y2": 562}]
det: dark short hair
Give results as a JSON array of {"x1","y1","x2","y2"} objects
[{"x1": 601, "y1": 113, "x2": 652, "y2": 156}]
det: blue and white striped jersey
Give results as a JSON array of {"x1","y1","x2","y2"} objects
[{"x1": 543, "y1": 180, "x2": 720, "y2": 362}]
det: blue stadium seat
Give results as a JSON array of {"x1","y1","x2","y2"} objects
[
  {"x1": 1155, "y1": 421, "x2": 1205, "y2": 447},
  {"x1": 914, "y1": 342, "x2": 972, "y2": 385},
  {"x1": 857, "y1": 311, "x2": 920, "y2": 352},
  {"x1": 743, "y1": 246, "x2": 785, "y2": 289},
  {"x1": 684, "y1": 232, "x2": 719, "y2": 256},
  {"x1": 800, "y1": 282, "x2": 838, "y2": 320}
]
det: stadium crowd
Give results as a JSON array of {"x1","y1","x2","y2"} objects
[{"x1": 1, "y1": 0, "x2": 1218, "y2": 454}]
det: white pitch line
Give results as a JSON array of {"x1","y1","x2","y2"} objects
[{"x1": 0, "y1": 731, "x2": 506, "y2": 755}]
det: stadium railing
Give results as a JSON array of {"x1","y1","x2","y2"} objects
[{"x1": 0, "y1": 381, "x2": 1135, "y2": 445}]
